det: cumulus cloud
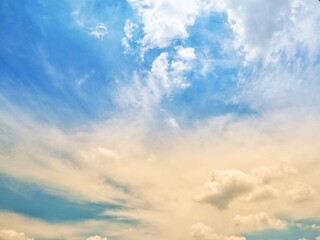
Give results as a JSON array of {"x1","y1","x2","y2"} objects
[
  {"x1": 195, "y1": 169, "x2": 255, "y2": 209},
  {"x1": 128, "y1": 0, "x2": 200, "y2": 50},
  {"x1": 196, "y1": 163, "x2": 306, "y2": 209},
  {"x1": 192, "y1": 223, "x2": 246, "y2": 240},
  {"x1": 234, "y1": 212, "x2": 287, "y2": 231},
  {"x1": 0, "y1": 229, "x2": 33, "y2": 240}
]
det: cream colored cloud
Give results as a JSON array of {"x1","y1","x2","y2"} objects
[
  {"x1": 286, "y1": 182, "x2": 316, "y2": 203},
  {"x1": 246, "y1": 185, "x2": 277, "y2": 202},
  {"x1": 1, "y1": 104, "x2": 320, "y2": 240},
  {"x1": 86, "y1": 236, "x2": 107, "y2": 240},
  {"x1": 252, "y1": 163, "x2": 298, "y2": 184},
  {"x1": 192, "y1": 223, "x2": 246, "y2": 240},
  {"x1": 234, "y1": 212, "x2": 286, "y2": 231},
  {"x1": 195, "y1": 163, "x2": 303, "y2": 209},
  {"x1": 0, "y1": 229, "x2": 33, "y2": 240},
  {"x1": 195, "y1": 169, "x2": 255, "y2": 209}
]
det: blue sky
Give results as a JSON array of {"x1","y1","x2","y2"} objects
[{"x1": 1, "y1": 1, "x2": 320, "y2": 240}]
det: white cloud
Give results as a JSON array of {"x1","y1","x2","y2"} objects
[
  {"x1": 167, "y1": 117, "x2": 179, "y2": 129},
  {"x1": 89, "y1": 23, "x2": 107, "y2": 39},
  {"x1": 128, "y1": 0, "x2": 200, "y2": 50},
  {"x1": 192, "y1": 223, "x2": 246, "y2": 240},
  {"x1": 176, "y1": 47, "x2": 196, "y2": 61},
  {"x1": 210, "y1": 0, "x2": 293, "y2": 61},
  {"x1": 122, "y1": 20, "x2": 138, "y2": 51},
  {"x1": 124, "y1": 19, "x2": 138, "y2": 40},
  {"x1": 234, "y1": 212, "x2": 287, "y2": 231},
  {"x1": 115, "y1": 47, "x2": 195, "y2": 110},
  {"x1": 195, "y1": 169, "x2": 255, "y2": 209},
  {"x1": 86, "y1": 236, "x2": 107, "y2": 240},
  {"x1": 227, "y1": 0, "x2": 320, "y2": 110},
  {"x1": 0, "y1": 229, "x2": 33, "y2": 240}
]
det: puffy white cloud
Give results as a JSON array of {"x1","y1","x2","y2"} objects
[
  {"x1": 195, "y1": 169, "x2": 255, "y2": 209},
  {"x1": 0, "y1": 229, "x2": 33, "y2": 240},
  {"x1": 128, "y1": 0, "x2": 200, "y2": 49},
  {"x1": 286, "y1": 182, "x2": 315, "y2": 203},
  {"x1": 176, "y1": 47, "x2": 196, "y2": 61},
  {"x1": 192, "y1": 223, "x2": 246, "y2": 240},
  {"x1": 86, "y1": 236, "x2": 107, "y2": 240},
  {"x1": 234, "y1": 212, "x2": 287, "y2": 231}
]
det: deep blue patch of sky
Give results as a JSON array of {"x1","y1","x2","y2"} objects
[{"x1": 0, "y1": 174, "x2": 123, "y2": 222}]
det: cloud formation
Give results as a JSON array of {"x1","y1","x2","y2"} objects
[
  {"x1": 86, "y1": 236, "x2": 107, "y2": 240},
  {"x1": 0, "y1": 230, "x2": 33, "y2": 240},
  {"x1": 195, "y1": 163, "x2": 308, "y2": 210},
  {"x1": 234, "y1": 212, "x2": 287, "y2": 231},
  {"x1": 192, "y1": 223, "x2": 246, "y2": 240},
  {"x1": 195, "y1": 169, "x2": 255, "y2": 209},
  {"x1": 128, "y1": 0, "x2": 200, "y2": 49}
]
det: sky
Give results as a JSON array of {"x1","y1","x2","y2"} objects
[{"x1": 0, "y1": 0, "x2": 320, "y2": 240}]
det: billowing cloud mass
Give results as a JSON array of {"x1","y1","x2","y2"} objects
[
  {"x1": 195, "y1": 163, "x2": 312, "y2": 210},
  {"x1": 195, "y1": 169, "x2": 255, "y2": 209},
  {"x1": 128, "y1": 0, "x2": 200, "y2": 49},
  {"x1": 1, "y1": 0, "x2": 320, "y2": 240}
]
